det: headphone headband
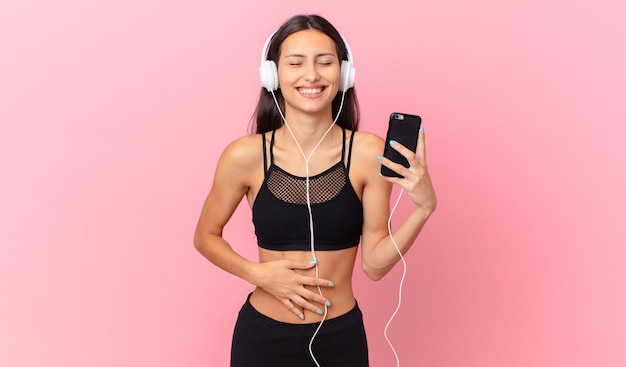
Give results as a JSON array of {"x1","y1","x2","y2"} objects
[{"x1": 259, "y1": 30, "x2": 278, "y2": 65}]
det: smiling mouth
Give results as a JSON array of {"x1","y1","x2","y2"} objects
[{"x1": 297, "y1": 87, "x2": 325, "y2": 95}]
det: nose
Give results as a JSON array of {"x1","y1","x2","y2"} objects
[{"x1": 303, "y1": 62, "x2": 320, "y2": 82}]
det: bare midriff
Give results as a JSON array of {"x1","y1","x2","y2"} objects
[{"x1": 249, "y1": 246, "x2": 359, "y2": 324}]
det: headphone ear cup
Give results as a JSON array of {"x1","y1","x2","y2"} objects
[
  {"x1": 340, "y1": 60, "x2": 355, "y2": 92},
  {"x1": 259, "y1": 60, "x2": 278, "y2": 91}
]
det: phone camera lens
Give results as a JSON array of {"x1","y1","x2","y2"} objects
[{"x1": 394, "y1": 114, "x2": 404, "y2": 120}]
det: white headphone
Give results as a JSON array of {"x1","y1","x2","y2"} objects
[{"x1": 258, "y1": 30, "x2": 356, "y2": 92}]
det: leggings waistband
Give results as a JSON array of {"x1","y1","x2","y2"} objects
[{"x1": 239, "y1": 293, "x2": 362, "y2": 333}]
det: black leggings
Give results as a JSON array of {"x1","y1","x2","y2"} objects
[{"x1": 231, "y1": 294, "x2": 369, "y2": 367}]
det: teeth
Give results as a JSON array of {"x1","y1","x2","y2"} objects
[{"x1": 298, "y1": 87, "x2": 323, "y2": 95}]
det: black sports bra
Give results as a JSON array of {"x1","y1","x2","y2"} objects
[{"x1": 252, "y1": 128, "x2": 363, "y2": 251}]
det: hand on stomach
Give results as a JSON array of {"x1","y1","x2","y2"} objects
[{"x1": 250, "y1": 246, "x2": 358, "y2": 323}]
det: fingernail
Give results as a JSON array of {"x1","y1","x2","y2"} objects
[
  {"x1": 421, "y1": 126, "x2": 425, "y2": 132},
  {"x1": 316, "y1": 309, "x2": 323, "y2": 315},
  {"x1": 390, "y1": 140, "x2": 396, "y2": 146},
  {"x1": 328, "y1": 282, "x2": 335, "y2": 287},
  {"x1": 309, "y1": 259, "x2": 317, "y2": 265},
  {"x1": 299, "y1": 314, "x2": 305, "y2": 320},
  {"x1": 325, "y1": 301, "x2": 331, "y2": 307},
  {"x1": 377, "y1": 155, "x2": 383, "y2": 162}
]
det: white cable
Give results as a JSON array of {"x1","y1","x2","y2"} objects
[
  {"x1": 270, "y1": 90, "x2": 406, "y2": 367},
  {"x1": 384, "y1": 187, "x2": 406, "y2": 367},
  {"x1": 270, "y1": 89, "x2": 347, "y2": 367}
]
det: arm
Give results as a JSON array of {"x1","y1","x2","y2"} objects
[
  {"x1": 193, "y1": 135, "x2": 333, "y2": 319},
  {"x1": 193, "y1": 135, "x2": 261, "y2": 283},
  {"x1": 359, "y1": 128, "x2": 437, "y2": 280}
]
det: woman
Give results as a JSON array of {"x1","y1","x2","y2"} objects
[{"x1": 194, "y1": 14, "x2": 437, "y2": 367}]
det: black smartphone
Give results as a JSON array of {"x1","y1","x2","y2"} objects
[{"x1": 380, "y1": 112, "x2": 422, "y2": 178}]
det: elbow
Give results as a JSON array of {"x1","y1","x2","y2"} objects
[
  {"x1": 193, "y1": 230, "x2": 206, "y2": 253},
  {"x1": 361, "y1": 262, "x2": 388, "y2": 281}
]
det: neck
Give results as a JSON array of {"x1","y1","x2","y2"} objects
[
  {"x1": 281, "y1": 110, "x2": 337, "y2": 156},
  {"x1": 280, "y1": 122, "x2": 338, "y2": 160},
  {"x1": 269, "y1": 89, "x2": 347, "y2": 158}
]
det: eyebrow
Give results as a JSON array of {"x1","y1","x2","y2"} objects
[{"x1": 283, "y1": 52, "x2": 337, "y2": 58}]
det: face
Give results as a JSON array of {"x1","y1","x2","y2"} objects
[{"x1": 276, "y1": 29, "x2": 341, "y2": 118}]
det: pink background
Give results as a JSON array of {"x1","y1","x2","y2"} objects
[{"x1": 1, "y1": 1, "x2": 625, "y2": 366}]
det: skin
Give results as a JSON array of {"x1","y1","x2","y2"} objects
[{"x1": 194, "y1": 29, "x2": 437, "y2": 323}]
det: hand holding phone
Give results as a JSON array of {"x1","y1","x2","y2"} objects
[{"x1": 380, "y1": 112, "x2": 422, "y2": 178}]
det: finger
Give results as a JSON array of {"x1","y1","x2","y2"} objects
[
  {"x1": 298, "y1": 287, "x2": 331, "y2": 315},
  {"x1": 389, "y1": 140, "x2": 409, "y2": 155},
  {"x1": 279, "y1": 297, "x2": 305, "y2": 320},
  {"x1": 298, "y1": 278, "x2": 334, "y2": 305},
  {"x1": 305, "y1": 289, "x2": 333, "y2": 309},
  {"x1": 390, "y1": 140, "x2": 419, "y2": 168},
  {"x1": 299, "y1": 274, "x2": 334, "y2": 287},
  {"x1": 417, "y1": 126, "x2": 426, "y2": 165},
  {"x1": 291, "y1": 290, "x2": 326, "y2": 316},
  {"x1": 288, "y1": 259, "x2": 317, "y2": 270},
  {"x1": 379, "y1": 155, "x2": 411, "y2": 178}
]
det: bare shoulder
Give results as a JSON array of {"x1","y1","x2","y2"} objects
[
  {"x1": 219, "y1": 134, "x2": 264, "y2": 168},
  {"x1": 351, "y1": 131, "x2": 385, "y2": 160},
  {"x1": 347, "y1": 131, "x2": 387, "y2": 188}
]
